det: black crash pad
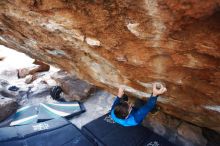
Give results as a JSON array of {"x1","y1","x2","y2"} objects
[
  {"x1": 82, "y1": 114, "x2": 176, "y2": 146},
  {"x1": 0, "y1": 117, "x2": 94, "y2": 146}
]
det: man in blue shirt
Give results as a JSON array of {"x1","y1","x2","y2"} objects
[{"x1": 111, "y1": 83, "x2": 167, "y2": 126}]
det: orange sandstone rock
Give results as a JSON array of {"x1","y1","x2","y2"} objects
[{"x1": 0, "y1": 0, "x2": 219, "y2": 133}]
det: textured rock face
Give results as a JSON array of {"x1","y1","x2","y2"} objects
[
  {"x1": 0, "y1": 0, "x2": 220, "y2": 132},
  {"x1": 51, "y1": 71, "x2": 95, "y2": 101},
  {"x1": 0, "y1": 97, "x2": 18, "y2": 122},
  {"x1": 177, "y1": 122, "x2": 207, "y2": 146},
  {"x1": 143, "y1": 112, "x2": 208, "y2": 146}
]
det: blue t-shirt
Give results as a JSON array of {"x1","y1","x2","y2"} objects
[
  {"x1": 111, "y1": 109, "x2": 138, "y2": 126},
  {"x1": 111, "y1": 95, "x2": 158, "y2": 126}
]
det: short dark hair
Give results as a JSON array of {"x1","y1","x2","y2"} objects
[{"x1": 114, "y1": 102, "x2": 129, "y2": 119}]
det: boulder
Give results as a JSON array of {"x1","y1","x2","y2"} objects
[
  {"x1": 0, "y1": 79, "x2": 19, "y2": 97},
  {"x1": 0, "y1": 69, "x2": 18, "y2": 80},
  {"x1": 28, "y1": 81, "x2": 50, "y2": 99},
  {"x1": 24, "y1": 74, "x2": 43, "y2": 84},
  {"x1": 0, "y1": 79, "x2": 29, "y2": 97},
  {"x1": 24, "y1": 74, "x2": 35, "y2": 84},
  {"x1": 51, "y1": 71, "x2": 95, "y2": 101},
  {"x1": 18, "y1": 60, "x2": 50, "y2": 78},
  {"x1": 202, "y1": 128, "x2": 220, "y2": 146},
  {"x1": 0, "y1": 79, "x2": 30, "y2": 105},
  {"x1": 143, "y1": 112, "x2": 181, "y2": 133},
  {"x1": 0, "y1": 0, "x2": 220, "y2": 132},
  {"x1": 0, "y1": 97, "x2": 18, "y2": 122},
  {"x1": 177, "y1": 122, "x2": 207, "y2": 146},
  {"x1": 143, "y1": 112, "x2": 208, "y2": 146},
  {"x1": 0, "y1": 79, "x2": 9, "y2": 88}
]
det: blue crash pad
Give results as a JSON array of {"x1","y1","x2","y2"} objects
[{"x1": 0, "y1": 117, "x2": 94, "y2": 146}]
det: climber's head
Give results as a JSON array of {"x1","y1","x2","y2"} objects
[{"x1": 114, "y1": 101, "x2": 132, "y2": 119}]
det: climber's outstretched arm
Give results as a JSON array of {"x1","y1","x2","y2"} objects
[
  {"x1": 133, "y1": 83, "x2": 167, "y2": 124},
  {"x1": 111, "y1": 87, "x2": 125, "y2": 111}
]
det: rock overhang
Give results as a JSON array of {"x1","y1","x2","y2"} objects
[{"x1": 0, "y1": 0, "x2": 220, "y2": 133}]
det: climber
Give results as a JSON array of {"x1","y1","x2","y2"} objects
[{"x1": 111, "y1": 83, "x2": 167, "y2": 126}]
